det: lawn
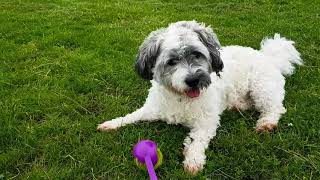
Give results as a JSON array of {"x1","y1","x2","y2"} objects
[{"x1": 0, "y1": 0, "x2": 319, "y2": 179}]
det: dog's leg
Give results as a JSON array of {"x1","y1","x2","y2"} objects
[
  {"x1": 183, "y1": 121, "x2": 218, "y2": 175},
  {"x1": 97, "y1": 105, "x2": 158, "y2": 131},
  {"x1": 250, "y1": 75, "x2": 286, "y2": 132}
]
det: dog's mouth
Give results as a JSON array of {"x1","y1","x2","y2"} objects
[{"x1": 185, "y1": 88, "x2": 200, "y2": 98}]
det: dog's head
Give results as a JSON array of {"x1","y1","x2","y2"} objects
[{"x1": 135, "y1": 21, "x2": 223, "y2": 98}]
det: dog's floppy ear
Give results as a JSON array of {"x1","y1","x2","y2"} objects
[
  {"x1": 194, "y1": 24, "x2": 223, "y2": 75},
  {"x1": 135, "y1": 28, "x2": 165, "y2": 80}
]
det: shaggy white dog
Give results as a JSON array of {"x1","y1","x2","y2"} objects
[{"x1": 97, "y1": 21, "x2": 302, "y2": 174}]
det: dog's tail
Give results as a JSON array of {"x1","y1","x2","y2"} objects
[{"x1": 260, "y1": 33, "x2": 303, "y2": 76}]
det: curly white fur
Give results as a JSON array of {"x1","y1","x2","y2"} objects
[{"x1": 98, "y1": 21, "x2": 302, "y2": 174}]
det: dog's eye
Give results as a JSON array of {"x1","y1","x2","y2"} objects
[
  {"x1": 192, "y1": 51, "x2": 203, "y2": 59},
  {"x1": 167, "y1": 59, "x2": 177, "y2": 66}
]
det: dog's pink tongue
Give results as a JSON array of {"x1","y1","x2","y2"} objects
[{"x1": 185, "y1": 88, "x2": 200, "y2": 98}]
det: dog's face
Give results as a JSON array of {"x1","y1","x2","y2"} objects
[{"x1": 135, "y1": 21, "x2": 223, "y2": 98}]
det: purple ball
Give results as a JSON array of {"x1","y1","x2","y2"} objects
[{"x1": 133, "y1": 140, "x2": 158, "y2": 165}]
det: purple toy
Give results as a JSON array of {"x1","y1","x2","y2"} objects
[{"x1": 133, "y1": 140, "x2": 163, "y2": 180}]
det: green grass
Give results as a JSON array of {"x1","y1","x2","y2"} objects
[{"x1": 0, "y1": 0, "x2": 319, "y2": 179}]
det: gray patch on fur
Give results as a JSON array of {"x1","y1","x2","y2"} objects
[
  {"x1": 135, "y1": 28, "x2": 166, "y2": 80},
  {"x1": 194, "y1": 28, "x2": 223, "y2": 75}
]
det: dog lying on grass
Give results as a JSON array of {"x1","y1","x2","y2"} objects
[{"x1": 97, "y1": 21, "x2": 302, "y2": 174}]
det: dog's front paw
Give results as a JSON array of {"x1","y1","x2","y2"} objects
[
  {"x1": 256, "y1": 121, "x2": 277, "y2": 132},
  {"x1": 183, "y1": 162, "x2": 203, "y2": 175},
  {"x1": 183, "y1": 149, "x2": 205, "y2": 175},
  {"x1": 97, "y1": 121, "x2": 119, "y2": 131}
]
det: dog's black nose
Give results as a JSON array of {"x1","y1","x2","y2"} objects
[{"x1": 185, "y1": 76, "x2": 199, "y2": 88}]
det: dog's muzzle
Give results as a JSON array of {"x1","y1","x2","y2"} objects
[{"x1": 184, "y1": 72, "x2": 211, "y2": 98}]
